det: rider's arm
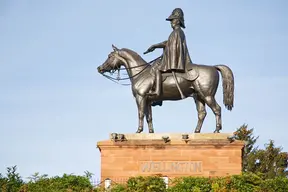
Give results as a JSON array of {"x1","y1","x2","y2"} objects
[
  {"x1": 153, "y1": 40, "x2": 167, "y2": 49},
  {"x1": 144, "y1": 40, "x2": 167, "y2": 54}
]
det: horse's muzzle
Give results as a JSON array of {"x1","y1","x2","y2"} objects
[{"x1": 97, "y1": 66, "x2": 103, "y2": 74}]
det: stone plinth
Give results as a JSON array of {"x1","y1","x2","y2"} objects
[{"x1": 97, "y1": 133, "x2": 244, "y2": 182}]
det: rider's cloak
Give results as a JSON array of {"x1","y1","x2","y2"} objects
[{"x1": 160, "y1": 27, "x2": 192, "y2": 72}]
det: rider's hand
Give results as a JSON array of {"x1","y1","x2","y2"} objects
[{"x1": 144, "y1": 45, "x2": 156, "y2": 54}]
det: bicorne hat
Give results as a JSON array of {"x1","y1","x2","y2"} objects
[{"x1": 166, "y1": 8, "x2": 185, "y2": 28}]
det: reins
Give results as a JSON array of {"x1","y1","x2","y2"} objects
[{"x1": 101, "y1": 55, "x2": 162, "y2": 86}]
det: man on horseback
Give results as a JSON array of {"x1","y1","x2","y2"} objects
[{"x1": 144, "y1": 8, "x2": 192, "y2": 99}]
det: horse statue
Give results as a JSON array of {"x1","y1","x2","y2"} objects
[{"x1": 97, "y1": 45, "x2": 234, "y2": 134}]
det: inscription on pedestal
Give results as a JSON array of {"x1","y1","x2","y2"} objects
[{"x1": 140, "y1": 161, "x2": 203, "y2": 173}]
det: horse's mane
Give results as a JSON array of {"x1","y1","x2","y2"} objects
[{"x1": 120, "y1": 48, "x2": 150, "y2": 66}]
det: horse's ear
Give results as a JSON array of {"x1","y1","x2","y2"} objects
[{"x1": 112, "y1": 44, "x2": 119, "y2": 51}]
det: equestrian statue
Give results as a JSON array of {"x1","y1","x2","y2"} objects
[{"x1": 97, "y1": 8, "x2": 234, "y2": 134}]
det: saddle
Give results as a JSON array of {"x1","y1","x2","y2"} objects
[
  {"x1": 150, "y1": 63, "x2": 199, "y2": 107},
  {"x1": 152, "y1": 63, "x2": 199, "y2": 82}
]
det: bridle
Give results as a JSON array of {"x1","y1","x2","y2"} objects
[{"x1": 100, "y1": 55, "x2": 162, "y2": 86}]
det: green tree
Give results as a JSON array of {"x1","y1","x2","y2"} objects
[
  {"x1": 0, "y1": 165, "x2": 24, "y2": 192},
  {"x1": 83, "y1": 170, "x2": 94, "y2": 184},
  {"x1": 233, "y1": 124, "x2": 259, "y2": 171},
  {"x1": 247, "y1": 140, "x2": 288, "y2": 179},
  {"x1": 0, "y1": 173, "x2": 7, "y2": 191},
  {"x1": 126, "y1": 176, "x2": 166, "y2": 192},
  {"x1": 27, "y1": 172, "x2": 48, "y2": 182},
  {"x1": 234, "y1": 124, "x2": 288, "y2": 178}
]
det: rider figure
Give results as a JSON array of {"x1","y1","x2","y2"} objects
[{"x1": 144, "y1": 8, "x2": 192, "y2": 99}]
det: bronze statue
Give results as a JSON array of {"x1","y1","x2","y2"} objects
[
  {"x1": 97, "y1": 8, "x2": 234, "y2": 134},
  {"x1": 144, "y1": 8, "x2": 192, "y2": 99}
]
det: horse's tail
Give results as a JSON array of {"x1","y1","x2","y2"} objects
[{"x1": 214, "y1": 65, "x2": 234, "y2": 111}]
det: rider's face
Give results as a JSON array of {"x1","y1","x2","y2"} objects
[{"x1": 170, "y1": 19, "x2": 180, "y2": 29}]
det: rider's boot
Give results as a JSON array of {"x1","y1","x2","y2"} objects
[
  {"x1": 148, "y1": 69, "x2": 162, "y2": 96},
  {"x1": 172, "y1": 70, "x2": 186, "y2": 99}
]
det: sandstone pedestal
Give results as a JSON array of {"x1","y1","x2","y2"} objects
[{"x1": 97, "y1": 133, "x2": 244, "y2": 182}]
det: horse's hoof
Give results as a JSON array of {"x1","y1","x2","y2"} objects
[
  {"x1": 214, "y1": 125, "x2": 222, "y2": 133},
  {"x1": 194, "y1": 129, "x2": 200, "y2": 133},
  {"x1": 149, "y1": 129, "x2": 154, "y2": 133},
  {"x1": 136, "y1": 128, "x2": 143, "y2": 133}
]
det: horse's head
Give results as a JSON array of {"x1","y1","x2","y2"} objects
[{"x1": 97, "y1": 45, "x2": 124, "y2": 74}]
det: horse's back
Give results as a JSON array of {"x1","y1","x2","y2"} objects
[{"x1": 190, "y1": 63, "x2": 219, "y2": 76}]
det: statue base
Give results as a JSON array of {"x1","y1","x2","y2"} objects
[{"x1": 97, "y1": 133, "x2": 244, "y2": 183}]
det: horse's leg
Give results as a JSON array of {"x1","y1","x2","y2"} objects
[
  {"x1": 145, "y1": 101, "x2": 154, "y2": 133},
  {"x1": 193, "y1": 96, "x2": 207, "y2": 133},
  {"x1": 136, "y1": 95, "x2": 146, "y2": 133},
  {"x1": 203, "y1": 96, "x2": 222, "y2": 133}
]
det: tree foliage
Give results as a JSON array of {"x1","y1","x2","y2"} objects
[
  {"x1": 234, "y1": 124, "x2": 288, "y2": 179},
  {"x1": 0, "y1": 166, "x2": 93, "y2": 192},
  {"x1": 247, "y1": 140, "x2": 288, "y2": 179},
  {"x1": 0, "y1": 165, "x2": 23, "y2": 192},
  {"x1": 233, "y1": 124, "x2": 259, "y2": 171},
  {"x1": 94, "y1": 174, "x2": 288, "y2": 192}
]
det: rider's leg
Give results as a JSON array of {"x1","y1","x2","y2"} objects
[
  {"x1": 148, "y1": 69, "x2": 162, "y2": 96},
  {"x1": 172, "y1": 70, "x2": 186, "y2": 99}
]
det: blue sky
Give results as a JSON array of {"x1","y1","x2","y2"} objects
[{"x1": 1, "y1": 0, "x2": 287, "y2": 180}]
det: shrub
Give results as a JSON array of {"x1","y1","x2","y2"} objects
[
  {"x1": 260, "y1": 176, "x2": 288, "y2": 192},
  {"x1": 1, "y1": 166, "x2": 288, "y2": 191},
  {"x1": 20, "y1": 174, "x2": 93, "y2": 192},
  {"x1": 167, "y1": 176, "x2": 212, "y2": 192},
  {"x1": 126, "y1": 176, "x2": 166, "y2": 192},
  {"x1": 0, "y1": 166, "x2": 23, "y2": 192},
  {"x1": 226, "y1": 172, "x2": 262, "y2": 192}
]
